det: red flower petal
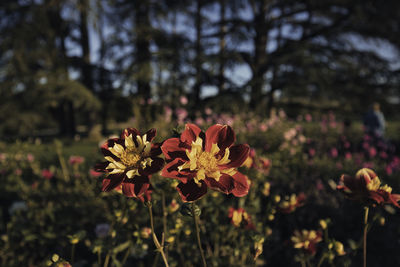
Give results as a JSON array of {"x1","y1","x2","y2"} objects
[
  {"x1": 180, "y1": 124, "x2": 202, "y2": 144},
  {"x1": 102, "y1": 173, "x2": 125, "y2": 192},
  {"x1": 122, "y1": 176, "x2": 150, "y2": 198},
  {"x1": 205, "y1": 174, "x2": 234, "y2": 194},
  {"x1": 231, "y1": 172, "x2": 250, "y2": 197},
  {"x1": 205, "y1": 124, "x2": 235, "y2": 153},
  {"x1": 121, "y1": 128, "x2": 141, "y2": 139},
  {"x1": 139, "y1": 157, "x2": 164, "y2": 175},
  {"x1": 101, "y1": 138, "x2": 125, "y2": 158},
  {"x1": 222, "y1": 144, "x2": 250, "y2": 168},
  {"x1": 145, "y1": 128, "x2": 157, "y2": 142},
  {"x1": 161, "y1": 158, "x2": 191, "y2": 183},
  {"x1": 176, "y1": 179, "x2": 208, "y2": 202},
  {"x1": 389, "y1": 194, "x2": 400, "y2": 207},
  {"x1": 161, "y1": 138, "x2": 189, "y2": 160},
  {"x1": 368, "y1": 190, "x2": 385, "y2": 204},
  {"x1": 94, "y1": 162, "x2": 108, "y2": 172},
  {"x1": 150, "y1": 143, "x2": 163, "y2": 157}
]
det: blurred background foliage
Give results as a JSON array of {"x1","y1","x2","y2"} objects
[
  {"x1": 0, "y1": 111, "x2": 400, "y2": 266},
  {"x1": 0, "y1": 0, "x2": 399, "y2": 138}
]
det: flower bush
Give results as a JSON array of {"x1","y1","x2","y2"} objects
[{"x1": 0, "y1": 110, "x2": 399, "y2": 266}]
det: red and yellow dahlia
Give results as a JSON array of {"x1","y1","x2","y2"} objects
[
  {"x1": 337, "y1": 168, "x2": 400, "y2": 207},
  {"x1": 95, "y1": 128, "x2": 164, "y2": 200},
  {"x1": 291, "y1": 229, "x2": 322, "y2": 255},
  {"x1": 278, "y1": 193, "x2": 306, "y2": 213},
  {"x1": 161, "y1": 124, "x2": 250, "y2": 202},
  {"x1": 228, "y1": 207, "x2": 255, "y2": 229}
]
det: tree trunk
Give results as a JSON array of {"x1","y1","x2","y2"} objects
[
  {"x1": 79, "y1": 0, "x2": 95, "y2": 133},
  {"x1": 218, "y1": 0, "x2": 227, "y2": 93},
  {"x1": 192, "y1": 0, "x2": 202, "y2": 107},
  {"x1": 135, "y1": 0, "x2": 152, "y2": 102},
  {"x1": 250, "y1": 0, "x2": 268, "y2": 112}
]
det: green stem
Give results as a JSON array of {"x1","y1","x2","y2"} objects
[
  {"x1": 55, "y1": 141, "x2": 70, "y2": 181},
  {"x1": 147, "y1": 202, "x2": 170, "y2": 267},
  {"x1": 71, "y1": 243, "x2": 75, "y2": 264},
  {"x1": 191, "y1": 203, "x2": 207, "y2": 267},
  {"x1": 363, "y1": 206, "x2": 369, "y2": 267},
  {"x1": 161, "y1": 191, "x2": 168, "y2": 248},
  {"x1": 121, "y1": 244, "x2": 131, "y2": 266},
  {"x1": 103, "y1": 253, "x2": 110, "y2": 267},
  {"x1": 97, "y1": 250, "x2": 101, "y2": 266},
  {"x1": 317, "y1": 254, "x2": 327, "y2": 267}
]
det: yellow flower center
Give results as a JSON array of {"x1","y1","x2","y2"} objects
[
  {"x1": 121, "y1": 148, "x2": 142, "y2": 168},
  {"x1": 177, "y1": 137, "x2": 235, "y2": 186},
  {"x1": 105, "y1": 134, "x2": 155, "y2": 179},
  {"x1": 197, "y1": 151, "x2": 218, "y2": 173}
]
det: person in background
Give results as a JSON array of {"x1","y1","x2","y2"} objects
[{"x1": 363, "y1": 102, "x2": 385, "y2": 138}]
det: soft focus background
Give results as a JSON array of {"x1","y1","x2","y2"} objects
[{"x1": 0, "y1": 0, "x2": 399, "y2": 266}]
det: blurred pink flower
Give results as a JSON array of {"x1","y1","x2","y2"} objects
[
  {"x1": 164, "y1": 106, "x2": 172, "y2": 122},
  {"x1": 195, "y1": 117, "x2": 204, "y2": 126},
  {"x1": 205, "y1": 107, "x2": 212, "y2": 115},
  {"x1": 27, "y1": 153, "x2": 35, "y2": 162},
  {"x1": 336, "y1": 162, "x2": 343, "y2": 170},
  {"x1": 180, "y1": 95, "x2": 188, "y2": 105},
  {"x1": 90, "y1": 169, "x2": 102, "y2": 178},
  {"x1": 316, "y1": 180, "x2": 324, "y2": 191},
  {"x1": 305, "y1": 114, "x2": 312, "y2": 122},
  {"x1": 363, "y1": 134, "x2": 371, "y2": 141},
  {"x1": 345, "y1": 152, "x2": 352, "y2": 160},
  {"x1": 308, "y1": 148, "x2": 316, "y2": 157},
  {"x1": 379, "y1": 151, "x2": 388, "y2": 159},
  {"x1": 31, "y1": 181, "x2": 38, "y2": 190},
  {"x1": 344, "y1": 141, "x2": 350, "y2": 149},
  {"x1": 15, "y1": 169, "x2": 22, "y2": 176},
  {"x1": 330, "y1": 148, "x2": 338, "y2": 158},
  {"x1": 41, "y1": 169, "x2": 54, "y2": 179},
  {"x1": 369, "y1": 147, "x2": 377, "y2": 158},
  {"x1": 386, "y1": 165, "x2": 393, "y2": 176},
  {"x1": 363, "y1": 162, "x2": 374, "y2": 169},
  {"x1": 362, "y1": 142, "x2": 370, "y2": 150},
  {"x1": 259, "y1": 123, "x2": 268, "y2": 132},
  {"x1": 175, "y1": 108, "x2": 188, "y2": 124},
  {"x1": 69, "y1": 155, "x2": 85, "y2": 165}
]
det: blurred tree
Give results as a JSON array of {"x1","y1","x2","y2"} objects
[{"x1": 0, "y1": 0, "x2": 100, "y2": 137}]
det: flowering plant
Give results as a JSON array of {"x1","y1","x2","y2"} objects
[
  {"x1": 95, "y1": 128, "x2": 164, "y2": 201},
  {"x1": 161, "y1": 124, "x2": 250, "y2": 201}
]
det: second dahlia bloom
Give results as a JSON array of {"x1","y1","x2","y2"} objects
[
  {"x1": 161, "y1": 124, "x2": 250, "y2": 202},
  {"x1": 337, "y1": 168, "x2": 400, "y2": 207},
  {"x1": 95, "y1": 128, "x2": 164, "y2": 200}
]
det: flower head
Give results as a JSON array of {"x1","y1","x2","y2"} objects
[
  {"x1": 68, "y1": 155, "x2": 85, "y2": 165},
  {"x1": 95, "y1": 128, "x2": 164, "y2": 201},
  {"x1": 337, "y1": 168, "x2": 400, "y2": 207},
  {"x1": 228, "y1": 207, "x2": 255, "y2": 229},
  {"x1": 278, "y1": 193, "x2": 306, "y2": 213},
  {"x1": 161, "y1": 124, "x2": 250, "y2": 202},
  {"x1": 291, "y1": 229, "x2": 322, "y2": 255},
  {"x1": 42, "y1": 169, "x2": 54, "y2": 180}
]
